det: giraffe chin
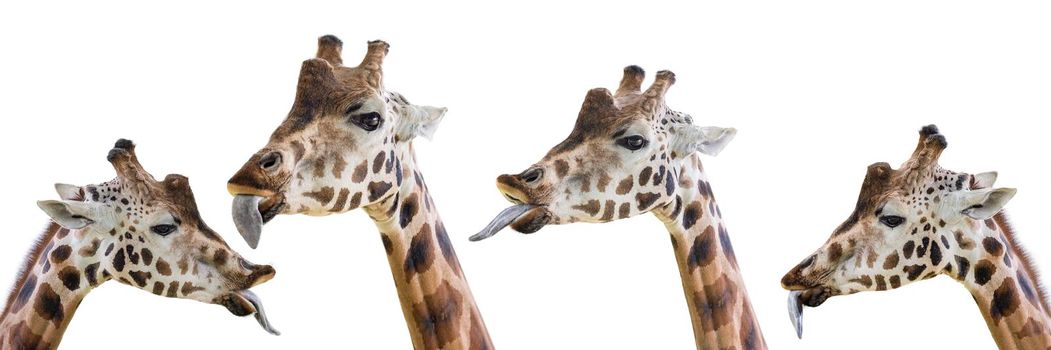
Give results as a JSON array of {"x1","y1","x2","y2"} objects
[{"x1": 218, "y1": 290, "x2": 281, "y2": 336}]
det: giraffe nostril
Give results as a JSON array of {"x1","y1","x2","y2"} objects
[
  {"x1": 258, "y1": 152, "x2": 282, "y2": 172},
  {"x1": 520, "y1": 167, "x2": 543, "y2": 183},
  {"x1": 238, "y1": 257, "x2": 254, "y2": 270}
]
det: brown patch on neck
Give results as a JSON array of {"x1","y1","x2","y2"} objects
[
  {"x1": 692, "y1": 274, "x2": 739, "y2": 332},
  {"x1": 2, "y1": 223, "x2": 61, "y2": 319},
  {"x1": 992, "y1": 211, "x2": 1051, "y2": 314}
]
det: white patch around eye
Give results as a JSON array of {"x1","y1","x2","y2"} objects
[
  {"x1": 144, "y1": 212, "x2": 180, "y2": 235},
  {"x1": 875, "y1": 201, "x2": 910, "y2": 229},
  {"x1": 614, "y1": 124, "x2": 656, "y2": 153},
  {"x1": 343, "y1": 97, "x2": 389, "y2": 130}
]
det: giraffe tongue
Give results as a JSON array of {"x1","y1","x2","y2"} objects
[
  {"x1": 469, "y1": 204, "x2": 536, "y2": 241},
  {"x1": 788, "y1": 290, "x2": 804, "y2": 339},
  {"x1": 232, "y1": 195, "x2": 265, "y2": 249},
  {"x1": 237, "y1": 290, "x2": 281, "y2": 336}
]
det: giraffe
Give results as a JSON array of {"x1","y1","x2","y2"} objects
[
  {"x1": 226, "y1": 35, "x2": 493, "y2": 349},
  {"x1": 0, "y1": 139, "x2": 278, "y2": 350},
  {"x1": 469, "y1": 66, "x2": 767, "y2": 350},
  {"x1": 781, "y1": 125, "x2": 1049, "y2": 349}
]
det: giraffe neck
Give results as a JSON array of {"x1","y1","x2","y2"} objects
[
  {"x1": 653, "y1": 154, "x2": 766, "y2": 350},
  {"x1": 361, "y1": 145, "x2": 492, "y2": 350},
  {"x1": 1, "y1": 224, "x2": 102, "y2": 350},
  {"x1": 955, "y1": 214, "x2": 1051, "y2": 349}
]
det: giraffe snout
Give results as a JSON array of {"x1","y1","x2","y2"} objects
[
  {"x1": 520, "y1": 167, "x2": 544, "y2": 183},
  {"x1": 228, "y1": 149, "x2": 289, "y2": 198},
  {"x1": 236, "y1": 256, "x2": 276, "y2": 288},
  {"x1": 496, "y1": 166, "x2": 553, "y2": 204},
  {"x1": 497, "y1": 174, "x2": 531, "y2": 204},
  {"x1": 781, "y1": 254, "x2": 822, "y2": 290}
]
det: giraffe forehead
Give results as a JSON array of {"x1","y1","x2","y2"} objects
[
  {"x1": 272, "y1": 85, "x2": 377, "y2": 140},
  {"x1": 85, "y1": 178, "x2": 203, "y2": 224},
  {"x1": 546, "y1": 118, "x2": 662, "y2": 159}
]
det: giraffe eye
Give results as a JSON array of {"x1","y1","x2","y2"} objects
[
  {"x1": 351, "y1": 112, "x2": 383, "y2": 131},
  {"x1": 150, "y1": 224, "x2": 177, "y2": 236},
  {"x1": 879, "y1": 215, "x2": 905, "y2": 228},
  {"x1": 617, "y1": 135, "x2": 648, "y2": 151}
]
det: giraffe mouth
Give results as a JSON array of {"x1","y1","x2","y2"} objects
[
  {"x1": 786, "y1": 286, "x2": 835, "y2": 339},
  {"x1": 218, "y1": 290, "x2": 280, "y2": 335},
  {"x1": 232, "y1": 194, "x2": 286, "y2": 249},
  {"x1": 469, "y1": 204, "x2": 551, "y2": 241}
]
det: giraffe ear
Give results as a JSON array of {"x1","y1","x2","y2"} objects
[
  {"x1": 946, "y1": 187, "x2": 1016, "y2": 220},
  {"x1": 671, "y1": 125, "x2": 737, "y2": 157},
  {"x1": 398, "y1": 105, "x2": 447, "y2": 141},
  {"x1": 37, "y1": 200, "x2": 104, "y2": 229},
  {"x1": 54, "y1": 183, "x2": 82, "y2": 201},
  {"x1": 971, "y1": 171, "x2": 998, "y2": 189}
]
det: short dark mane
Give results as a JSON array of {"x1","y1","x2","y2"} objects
[
  {"x1": 994, "y1": 211, "x2": 1050, "y2": 315},
  {"x1": 1, "y1": 222, "x2": 60, "y2": 320}
]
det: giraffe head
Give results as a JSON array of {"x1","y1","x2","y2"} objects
[
  {"x1": 227, "y1": 35, "x2": 446, "y2": 248},
  {"x1": 36, "y1": 139, "x2": 279, "y2": 334},
  {"x1": 471, "y1": 66, "x2": 736, "y2": 240},
  {"x1": 780, "y1": 125, "x2": 1015, "y2": 337}
]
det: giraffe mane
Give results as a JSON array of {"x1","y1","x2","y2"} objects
[
  {"x1": 1, "y1": 221, "x2": 61, "y2": 320},
  {"x1": 993, "y1": 210, "x2": 1051, "y2": 313}
]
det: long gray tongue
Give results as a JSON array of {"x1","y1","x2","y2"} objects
[
  {"x1": 469, "y1": 204, "x2": 535, "y2": 242},
  {"x1": 788, "y1": 290, "x2": 804, "y2": 339},
  {"x1": 232, "y1": 195, "x2": 264, "y2": 249},
  {"x1": 240, "y1": 290, "x2": 280, "y2": 335}
]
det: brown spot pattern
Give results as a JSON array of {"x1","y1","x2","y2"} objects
[
  {"x1": 304, "y1": 186, "x2": 335, "y2": 205},
  {"x1": 405, "y1": 227, "x2": 435, "y2": 279},
  {"x1": 883, "y1": 252, "x2": 900, "y2": 269},
  {"x1": 33, "y1": 283, "x2": 64, "y2": 325},
  {"x1": 156, "y1": 258, "x2": 172, "y2": 276},
  {"x1": 615, "y1": 176, "x2": 634, "y2": 195},
  {"x1": 686, "y1": 226, "x2": 718, "y2": 270},
  {"x1": 58, "y1": 266, "x2": 81, "y2": 291},
  {"x1": 411, "y1": 281, "x2": 464, "y2": 349},
  {"x1": 352, "y1": 160, "x2": 368, "y2": 182},
  {"x1": 368, "y1": 181, "x2": 393, "y2": 202},
  {"x1": 693, "y1": 275, "x2": 739, "y2": 332},
  {"x1": 974, "y1": 259, "x2": 997, "y2": 285},
  {"x1": 983, "y1": 237, "x2": 1004, "y2": 256},
  {"x1": 572, "y1": 200, "x2": 601, "y2": 216},
  {"x1": 990, "y1": 277, "x2": 1020, "y2": 324}
]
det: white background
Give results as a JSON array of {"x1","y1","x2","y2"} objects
[{"x1": 1, "y1": 1, "x2": 1049, "y2": 349}]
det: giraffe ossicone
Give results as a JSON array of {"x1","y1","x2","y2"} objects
[
  {"x1": 227, "y1": 35, "x2": 493, "y2": 349},
  {"x1": 781, "y1": 125, "x2": 1047, "y2": 349},
  {"x1": 2, "y1": 139, "x2": 278, "y2": 349},
  {"x1": 474, "y1": 65, "x2": 766, "y2": 350}
]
